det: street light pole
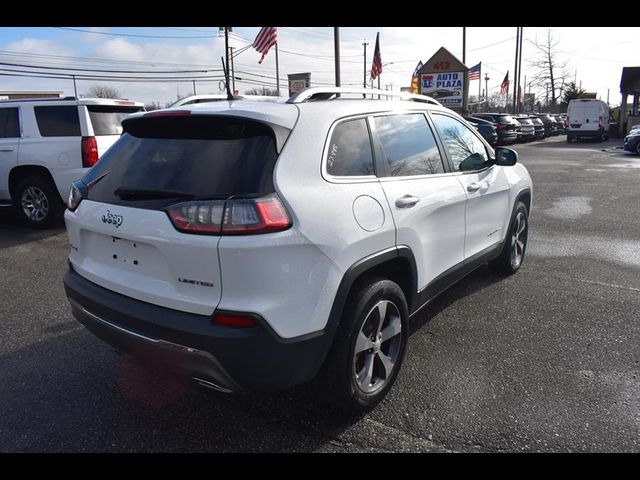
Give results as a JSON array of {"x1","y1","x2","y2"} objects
[{"x1": 484, "y1": 73, "x2": 490, "y2": 110}]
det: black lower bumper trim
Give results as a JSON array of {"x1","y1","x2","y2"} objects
[{"x1": 64, "y1": 269, "x2": 330, "y2": 392}]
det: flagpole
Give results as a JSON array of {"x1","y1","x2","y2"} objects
[
  {"x1": 334, "y1": 27, "x2": 341, "y2": 88},
  {"x1": 275, "y1": 41, "x2": 280, "y2": 96},
  {"x1": 478, "y1": 65, "x2": 481, "y2": 113}
]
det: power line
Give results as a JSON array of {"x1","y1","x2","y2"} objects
[
  {"x1": 0, "y1": 60, "x2": 220, "y2": 75},
  {"x1": 53, "y1": 27, "x2": 218, "y2": 39}
]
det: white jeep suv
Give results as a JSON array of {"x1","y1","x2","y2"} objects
[
  {"x1": 0, "y1": 97, "x2": 144, "y2": 228},
  {"x1": 63, "y1": 88, "x2": 532, "y2": 410}
]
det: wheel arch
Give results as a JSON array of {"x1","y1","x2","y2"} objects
[
  {"x1": 9, "y1": 165, "x2": 61, "y2": 202},
  {"x1": 515, "y1": 187, "x2": 532, "y2": 216}
]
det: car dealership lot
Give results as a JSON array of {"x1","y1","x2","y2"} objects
[{"x1": 0, "y1": 136, "x2": 638, "y2": 452}]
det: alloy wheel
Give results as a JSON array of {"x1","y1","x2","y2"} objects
[{"x1": 21, "y1": 186, "x2": 49, "y2": 222}]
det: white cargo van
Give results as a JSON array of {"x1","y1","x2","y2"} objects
[
  {"x1": 0, "y1": 97, "x2": 144, "y2": 227},
  {"x1": 566, "y1": 99, "x2": 610, "y2": 142}
]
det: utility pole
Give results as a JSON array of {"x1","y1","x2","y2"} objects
[
  {"x1": 484, "y1": 74, "x2": 489, "y2": 110},
  {"x1": 362, "y1": 41, "x2": 369, "y2": 89},
  {"x1": 334, "y1": 27, "x2": 341, "y2": 87},
  {"x1": 192, "y1": 80, "x2": 196, "y2": 95},
  {"x1": 230, "y1": 46, "x2": 236, "y2": 94},
  {"x1": 517, "y1": 27, "x2": 523, "y2": 114},
  {"x1": 72, "y1": 75, "x2": 78, "y2": 98},
  {"x1": 512, "y1": 26, "x2": 520, "y2": 114},
  {"x1": 224, "y1": 27, "x2": 230, "y2": 92},
  {"x1": 607, "y1": 88, "x2": 610, "y2": 105},
  {"x1": 275, "y1": 43, "x2": 280, "y2": 96},
  {"x1": 462, "y1": 27, "x2": 466, "y2": 65}
]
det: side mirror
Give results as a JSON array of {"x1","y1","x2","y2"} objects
[{"x1": 495, "y1": 147, "x2": 518, "y2": 166}]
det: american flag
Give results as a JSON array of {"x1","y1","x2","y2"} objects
[
  {"x1": 370, "y1": 32, "x2": 382, "y2": 80},
  {"x1": 253, "y1": 27, "x2": 277, "y2": 64},
  {"x1": 468, "y1": 62, "x2": 481, "y2": 81},
  {"x1": 501, "y1": 71, "x2": 509, "y2": 95}
]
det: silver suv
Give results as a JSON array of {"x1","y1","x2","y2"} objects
[{"x1": 63, "y1": 88, "x2": 532, "y2": 410}]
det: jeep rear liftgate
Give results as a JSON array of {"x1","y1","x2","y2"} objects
[{"x1": 65, "y1": 114, "x2": 284, "y2": 316}]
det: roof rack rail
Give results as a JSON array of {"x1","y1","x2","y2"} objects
[{"x1": 287, "y1": 87, "x2": 442, "y2": 106}]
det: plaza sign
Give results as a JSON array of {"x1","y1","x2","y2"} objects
[{"x1": 420, "y1": 71, "x2": 464, "y2": 107}]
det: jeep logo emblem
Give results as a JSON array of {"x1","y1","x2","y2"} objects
[{"x1": 102, "y1": 210, "x2": 123, "y2": 228}]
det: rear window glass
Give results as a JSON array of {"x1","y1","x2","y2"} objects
[
  {"x1": 34, "y1": 105, "x2": 81, "y2": 137},
  {"x1": 0, "y1": 108, "x2": 20, "y2": 138},
  {"x1": 495, "y1": 115, "x2": 515, "y2": 123},
  {"x1": 83, "y1": 115, "x2": 280, "y2": 208},
  {"x1": 87, "y1": 105, "x2": 144, "y2": 135}
]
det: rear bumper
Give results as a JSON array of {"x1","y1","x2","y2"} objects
[
  {"x1": 567, "y1": 128, "x2": 603, "y2": 139},
  {"x1": 64, "y1": 268, "x2": 331, "y2": 392}
]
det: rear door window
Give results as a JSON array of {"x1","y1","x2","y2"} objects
[
  {"x1": 373, "y1": 113, "x2": 445, "y2": 176},
  {"x1": 326, "y1": 118, "x2": 374, "y2": 176},
  {"x1": 83, "y1": 115, "x2": 282, "y2": 209},
  {"x1": 34, "y1": 105, "x2": 81, "y2": 137},
  {"x1": 0, "y1": 107, "x2": 20, "y2": 138},
  {"x1": 87, "y1": 105, "x2": 144, "y2": 135}
]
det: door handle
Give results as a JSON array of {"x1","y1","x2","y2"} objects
[
  {"x1": 467, "y1": 183, "x2": 481, "y2": 192},
  {"x1": 0, "y1": 148, "x2": 15, "y2": 152},
  {"x1": 395, "y1": 195, "x2": 420, "y2": 209}
]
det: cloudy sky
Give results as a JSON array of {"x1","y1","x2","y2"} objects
[{"x1": 0, "y1": 27, "x2": 637, "y2": 106}]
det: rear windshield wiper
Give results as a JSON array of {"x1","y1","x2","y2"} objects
[{"x1": 113, "y1": 187, "x2": 197, "y2": 200}]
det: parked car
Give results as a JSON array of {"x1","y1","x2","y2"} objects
[
  {"x1": 514, "y1": 117, "x2": 536, "y2": 142},
  {"x1": 528, "y1": 116, "x2": 546, "y2": 139},
  {"x1": 0, "y1": 97, "x2": 145, "y2": 228},
  {"x1": 534, "y1": 113, "x2": 557, "y2": 137},
  {"x1": 465, "y1": 116, "x2": 498, "y2": 146},
  {"x1": 63, "y1": 87, "x2": 532, "y2": 410},
  {"x1": 566, "y1": 99, "x2": 610, "y2": 142},
  {"x1": 623, "y1": 130, "x2": 640, "y2": 154},
  {"x1": 551, "y1": 114, "x2": 567, "y2": 134},
  {"x1": 472, "y1": 113, "x2": 520, "y2": 145}
]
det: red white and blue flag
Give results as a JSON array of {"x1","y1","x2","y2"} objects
[
  {"x1": 253, "y1": 27, "x2": 277, "y2": 64},
  {"x1": 469, "y1": 62, "x2": 481, "y2": 81},
  {"x1": 501, "y1": 71, "x2": 509, "y2": 95},
  {"x1": 370, "y1": 32, "x2": 382, "y2": 80}
]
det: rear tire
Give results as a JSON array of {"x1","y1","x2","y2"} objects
[
  {"x1": 489, "y1": 201, "x2": 529, "y2": 275},
  {"x1": 14, "y1": 176, "x2": 64, "y2": 229},
  {"x1": 317, "y1": 278, "x2": 409, "y2": 411}
]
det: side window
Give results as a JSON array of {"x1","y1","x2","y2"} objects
[
  {"x1": 432, "y1": 114, "x2": 488, "y2": 172},
  {"x1": 34, "y1": 105, "x2": 81, "y2": 137},
  {"x1": 373, "y1": 113, "x2": 445, "y2": 177},
  {"x1": 0, "y1": 108, "x2": 20, "y2": 138},
  {"x1": 326, "y1": 118, "x2": 374, "y2": 176}
]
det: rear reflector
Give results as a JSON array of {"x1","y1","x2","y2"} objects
[
  {"x1": 212, "y1": 313, "x2": 257, "y2": 328},
  {"x1": 81, "y1": 136, "x2": 99, "y2": 168}
]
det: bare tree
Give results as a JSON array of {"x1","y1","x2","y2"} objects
[
  {"x1": 528, "y1": 28, "x2": 569, "y2": 109},
  {"x1": 244, "y1": 86, "x2": 279, "y2": 96},
  {"x1": 83, "y1": 84, "x2": 121, "y2": 99}
]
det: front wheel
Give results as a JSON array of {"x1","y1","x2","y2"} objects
[
  {"x1": 317, "y1": 278, "x2": 408, "y2": 411},
  {"x1": 489, "y1": 201, "x2": 529, "y2": 275}
]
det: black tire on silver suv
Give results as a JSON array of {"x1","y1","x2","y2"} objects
[
  {"x1": 489, "y1": 201, "x2": 529, "y2": 275},
  {"x1": 14, "y1": 176, "x2": 64, "y2": 229},
  {"x1": 319, "y1": 278, "x2": 408, "y2": 411}
]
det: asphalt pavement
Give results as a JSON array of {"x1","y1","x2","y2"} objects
[{"x1": 0, "y1": 136, "x2": 638, "y2": 452}]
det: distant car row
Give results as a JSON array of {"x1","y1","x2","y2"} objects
[{"x1": 464, "y1": 113, "x2": 567, "y2": 146}]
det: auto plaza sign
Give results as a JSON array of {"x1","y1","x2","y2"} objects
[{"x1": 421, "y1": 72, "x2": 464, "y2": 107}]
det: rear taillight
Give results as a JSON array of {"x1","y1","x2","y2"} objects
[
  {"x1": 165, "y1": 193, "x2": 291, "y2": 236},
  {"x1": 598, "y1": 115, "x2": 603, "y2": 128},
  {"x1": 81, "y1": 136, "x2": 98, "y2": 168},
  {"x1": 67, "y1": 180, "x2": 87, "y2": 211},
  {"x1": 212, "y1": 312, "x2": 257, "y2": 329},
  {"x1": 495, "y1": 123, "x2": 503, "y2": 130}
]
